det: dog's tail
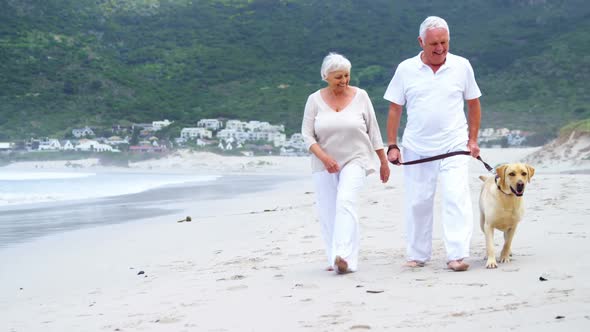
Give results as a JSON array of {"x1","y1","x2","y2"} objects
[{"x1": 479, "y1": 175, "x2": 488, "y2": 182}]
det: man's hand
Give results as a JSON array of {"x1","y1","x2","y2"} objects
[
  {"x1": 467, "y1": 140, "x2": 480, "y2": 158},
  {"x1": 387, "y1": 145, "x2": 402, "y2": 165}
]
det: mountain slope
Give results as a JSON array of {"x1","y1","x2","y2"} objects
[{"x1": 0, "y1": 0, "x2": 588, "y2": 140}]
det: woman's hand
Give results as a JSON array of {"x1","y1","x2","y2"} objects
[
  {"x1": 322, "y1": 156, "x2": 340, "y2": 173},
  {"x1": 380, "y1": 162, "x2": 390, "y2": 183},
  {"x1": 376, "y1": 148, "x2": 390, "y2": 183}
]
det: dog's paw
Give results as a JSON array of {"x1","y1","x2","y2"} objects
[
  {"x1": 485, "y1": 258, "x2": 498, "y2": 269},
  {"x1": 499, "y1": 255, "x2": 511, "y2": 263}
]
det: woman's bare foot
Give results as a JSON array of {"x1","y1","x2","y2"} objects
[
  {"x1": 404, "y1": 260, "x2": 425, "y2": 268},
  {"x1": 447, "y1": 259, "x2": 470, "y2": 271},
  {"x1": 334, "y1": 256, "x2": 349, "y2": 274}
]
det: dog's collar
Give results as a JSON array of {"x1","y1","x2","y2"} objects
[
  {"x1": 495, "y1": 175, "x2": 523, "y2": 197},
  {"x1": 495, "y1": 175, "x2": 512, "y2": 196}
]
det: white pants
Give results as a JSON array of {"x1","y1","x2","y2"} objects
[
  {"x1": 403, "y1": 144, "x2": 473, "y2": 262},
  {"x1": 312, "y1": 163, "x2": 367, "y2": 271}
]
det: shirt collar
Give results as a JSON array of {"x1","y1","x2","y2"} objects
[{"x1": 415, "y1": 51, "x2": 453, "y2": 70}]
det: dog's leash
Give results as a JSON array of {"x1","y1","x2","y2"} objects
[{"x1": 390, "y1": 150, "x2": 494, "y2": 173}]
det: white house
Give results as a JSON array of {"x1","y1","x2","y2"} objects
[
  {"x1": 152, "y1": 119, "x2": 173, "y2": 131},
  {"x1": 269, "y1": 132, "x2": 287, "y2": 147},
  {"x1": 0, "y1": 142, "x2": 12, "y2": 152},
  {"x1": 62, "y1": 140, "x2": 75, "y2": 150},
  {"x1": 217, "y1": 128, "x2": 238, "y2": 141},
  {"x1": 284, "y1": 133, "x2": 306, "y2": 151},
  {"x1": 181, "y1": 127, "x2": 213, "y2": 139},
  {"x1": 76, "y1": 139, "x2": 113, "y2": 152},
  {"x1": 38, "y1": 139, "x2": 62, "y2": 151},
  {"x1": 72, "y1": 126, "x2": 95, "y2": 138},
  {"x1": 225, "y1": 120, "x2": 247, "y2": 131},
  {"x1": 197, "y1": 119, "x2": 223, "y2": 131}
]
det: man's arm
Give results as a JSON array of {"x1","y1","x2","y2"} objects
[
  {"x1": 386, "y1": 102, "x2": 403, "y2": 164},
  {"x1": 466, "y1": 98, "x2": 481, "y2": 157}
]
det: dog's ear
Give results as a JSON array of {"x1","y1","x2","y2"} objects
[
  {"x1": 526, "y1": 164, "x2": 535, "y2": 183},
  {"x1": 495, "y1": 164, "x2": 508, "y2": 182}
]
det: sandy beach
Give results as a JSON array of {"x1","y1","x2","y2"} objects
[{"x1": 1, "y1": 147, "x2": 589, "y2": 331}]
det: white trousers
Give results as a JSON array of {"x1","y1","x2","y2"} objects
[
  {"x1": 403, "y1": 144, "x2": 473, "y2": 262},
  {"x1": 312, "y1": 163, "x2": 367, "y2": 271}
]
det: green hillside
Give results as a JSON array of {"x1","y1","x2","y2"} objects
[{"x1": 1, "y1": 0, "x2": 589, "y2": 140}]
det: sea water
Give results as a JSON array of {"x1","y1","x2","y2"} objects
[
  {"x1": 0, "y1": 169, "x2": 290, "y2": 248},
  {"x1": 0, "y1": 170, "x2": 220, "y2": 207},
  {"x1": 0, "y1": 169, "x2": 221, "y2": 247}
]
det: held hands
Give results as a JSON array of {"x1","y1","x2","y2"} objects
[{"x1": 467, "y1": 140, "x2": 480, "y2": 158}]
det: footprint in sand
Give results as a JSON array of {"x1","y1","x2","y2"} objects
[{"x1": 227, "y1": 284, "x2": 248, "y2": 291}]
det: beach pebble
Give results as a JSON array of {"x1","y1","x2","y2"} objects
[{"x1": 137, "y1": 270, "x2": 145, "y2": 275}]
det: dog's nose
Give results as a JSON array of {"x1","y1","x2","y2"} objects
[{"x1": 516, "y1": 182, "x2": 525, "y2": 192}]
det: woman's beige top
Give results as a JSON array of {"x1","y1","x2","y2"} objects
[{"x1": 301, "y1": 87, "x2": 384, "y2": 174}]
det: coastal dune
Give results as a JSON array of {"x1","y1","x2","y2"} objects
[{"x1": 0, "y1": 147, "x2": 589, "y2": 331}]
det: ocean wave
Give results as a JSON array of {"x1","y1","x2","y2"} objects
[
  {"x1": 0, "y1": 171, "x2": 96, "y2": 181},
  {"x1": 0, "y1": 173, "x2": 221, "y2": 207}
]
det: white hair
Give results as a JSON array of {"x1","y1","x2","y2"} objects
[
  {"x1": 419, "y1": 16, "x2": 450, "y2": 42},
  {"x1": 320, "y1": 52, "x2": 351, "y2": 81}
]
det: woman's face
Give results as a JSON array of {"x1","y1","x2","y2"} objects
[{"x1": 325, "y1": 70, "x2": 350, "y2": 90}]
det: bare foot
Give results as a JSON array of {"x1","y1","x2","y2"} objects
[
  {"x1": 334, "y1": 256, "x2": 349, "y2": 274},
  {"x1": 404, "y1": 260, "x2": 425, "y2": 268},
  {"x1": 447, "y1": 259, "x2": 470, "y2": 271},
  {"x1": 325, "y1": 266, "x2": 334, "y2": 272}
]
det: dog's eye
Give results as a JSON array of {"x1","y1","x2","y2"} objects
[
  {"x1": 508, "y1": 172, "x2": 516, "y2": 176},
  {"x1": 522, "y1": 172, "x2": 527, "y2": 176}
]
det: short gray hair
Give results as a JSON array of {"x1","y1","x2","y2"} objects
[
  {"x1": 419, "y1": 16, "x2": 450, "y2": 42},
  {"x1": 320, "y1": 52, "x2": 351, "y2": 81}
]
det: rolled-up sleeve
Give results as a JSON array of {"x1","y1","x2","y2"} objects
[{"x1": 301, "y1": 94, "x2": 318, "y2": 151}]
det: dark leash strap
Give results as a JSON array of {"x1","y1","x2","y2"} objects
[{"x1": 390, "y1": 150, "x2": 494, "y2": 173}]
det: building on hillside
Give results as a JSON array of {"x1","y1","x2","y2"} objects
[
  {"x1": 112, "y1": 124, "x2": 133, "y2": 134},
  {"x1": 180, "y1": 127, "x2": 213, "y2": 140},
  {"x1": 225, "y1": 120, "x2": 247, "y2": 131},
  {"x1": 105, "y1": 136, "x2": 129, "y2": 146},
  {"x1": 75, "y1": 139, "x2": 114, "y2": 152},
  {"x1": 62, "y1": 140, "x2": 75, "y2": 151},
  {"x1": 197, "y1": 119, "x2": 223, "y2": 131},
  {"x1": 0, "y1": 142, "x2": 12, "y2": 153},
  {"x1": 38, "y1": 139, "x2": 62, "y2": 151},
  {"x1": 152, "y1": 119, "x2": 173, "y2": 131},
  {"x1": 72, "y1": 126, "x2": 95, "y2": 138},
  {"x1": 216, "y1": 128, "x2": 238, "y2": 141}
]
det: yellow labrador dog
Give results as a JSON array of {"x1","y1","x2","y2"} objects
[{"x1": 479, "y1": 163, "x2": 535, "y2": 269}]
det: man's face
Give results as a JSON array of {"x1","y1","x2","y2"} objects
[{"x1": 418, "y1": 27, "x2": 449, "y2": 66}]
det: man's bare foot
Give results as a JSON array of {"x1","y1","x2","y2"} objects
[
  {"x1": 404, "y1": 260, "x2": 425, "y2": 268},
  {"x1": 334, "y1": 256, "x2": 349, "y2": 274},
  {"x1": 447, "y1": 259, "x2": 470, "y2": 271}
]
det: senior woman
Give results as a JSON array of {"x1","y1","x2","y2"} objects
[{"x1": 301, "y1": 52, "x2": 390, "y2": 274}]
